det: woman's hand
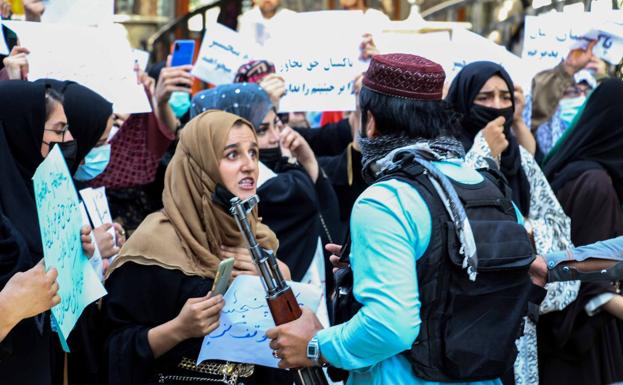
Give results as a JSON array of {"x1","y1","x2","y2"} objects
[
  {"x1": 220, "y1": 245, "x2": 291, "y2": 280},
  {"x1": 113, "y1": 223, "x2": 127, "y2": 248},
  {"x1": 174, "y1": 293, "x2": 224, "y2": 340},
  {"x1": 0, "y1": 260, "x2": 59, "y2": 341},
  {"x1": 153, "y1": 56, "x2": 192, "y2": 134},
  {"x1": 81, "y1": 226, "x2": 95, "y2": 258},
  {"x1": 220, "y1": 246, "x2": 257, "y2": 278},
  {"x1": 259, "y1": 74, "x2": 286, "y2": 109},
  {"x1": 3, "y1": 46, "x2": 30, "y2": 80},
  {"x1": 0, "y1": 260, "x2": 60, "y2": 329},
  {"x1": 155, "y1": 57, "x2": 193, "y2": 107},
  {"x1": 279, "y1": 126, "x2": 319, "y2": 182},
  {"x1": 137, "y1": 68, "x2": 156, "y2": 96},
  {"x1": 482, "y1": 116, "x2": 509, "y2": 159},
  {"x1": 360, "y1": 33, "x2": 379, "y2": 60},
  {"x1": 564, "y1": 40, "x2": 597, "y2": 75},
  {"x1": 148, "y1": 292, "x2": 224, "y2": 358},
  {"x1": 93, "y1": 224, "x2": 119, "y2": 259}
]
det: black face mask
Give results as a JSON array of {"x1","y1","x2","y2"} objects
[
  {"x1": 259, "y1": 147, "x2": 283, "y2": 171},
  {"x1": 48, "y1": 140, "x2": 78, "y2": 171},
  {"x1": 464, "y1": 105, "x2": 514, "y2": 137},
  {"x1": 212, "y1": 183, "x2": 236, "y2": 211}
]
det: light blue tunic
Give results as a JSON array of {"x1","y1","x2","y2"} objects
[{"x1": 316, "y1": 160, "x2": 504, "y2": 385}]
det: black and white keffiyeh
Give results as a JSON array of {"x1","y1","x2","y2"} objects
[{"x1": 360, "y1": 135, "x2": 478, "y2": 280}]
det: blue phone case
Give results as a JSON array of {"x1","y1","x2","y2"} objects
[{"x1": 171, "y1": 40, "x2": 195, "y2": 67}]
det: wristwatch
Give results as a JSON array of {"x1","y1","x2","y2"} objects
[{"x1": 306, "y1": 335, "x2": 327, "y2": 367}]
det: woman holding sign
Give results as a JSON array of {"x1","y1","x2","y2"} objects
[
  {"x1": 0, "y1": 80, "x2": 95, "y2": 385},
  {"x1": 104, "y1": 110, "x2": 290, "y2": 385}
]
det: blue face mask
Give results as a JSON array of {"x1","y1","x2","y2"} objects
[
  {"x1": 558, "y1": 96, "x2": 586, "y2": 127},
  {"x1": 74, "y1": 144, "x2": 111, "y2": 181},
  {"x1": 168, "y1": 91, "x2": 191, "y2": 118}
]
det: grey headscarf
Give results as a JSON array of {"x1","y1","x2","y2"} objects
[{"x1": 191, "y1": 83, "x2": 273, "y2": 129}]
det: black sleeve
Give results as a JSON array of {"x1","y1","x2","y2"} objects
[
  {"x1": 258, "y1": 167, "x2": 321, "y2": 280},
  {"x1": 103, "y1": 263, "x2": 195, "y2": 385},
  {"x1": 259, "y1": 167, "x2": 319, "y2": 229},
  {"x1": 314, "y1": 170, "x2": 342, "y2": 245},
  {"x1": 295, "y1": 119, "x2": 352, "y2": 157}
]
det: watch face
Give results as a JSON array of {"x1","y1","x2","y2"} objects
[{"x1": 307, "y1": 345, "x2": 318, "y2": 357}]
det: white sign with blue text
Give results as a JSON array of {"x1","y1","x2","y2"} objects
[{"x1": 197, "y1": 275, "x2": 321, "y2": 368}]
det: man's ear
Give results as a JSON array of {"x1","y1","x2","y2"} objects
[{"x1": 365, "y1": 111, "x2": 378, "y2": 138}]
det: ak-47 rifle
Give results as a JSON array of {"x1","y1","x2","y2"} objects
[{"x1": 229, "y1": 195, "x2": 328, "y2": 385}]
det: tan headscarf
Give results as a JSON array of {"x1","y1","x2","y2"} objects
[{"x1": 106, "y1": 110, "x2": 278, "y2": 279}]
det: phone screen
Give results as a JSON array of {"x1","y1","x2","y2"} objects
[{"x1": 170, "y1": 40, "x2": 195, "y2": 67}]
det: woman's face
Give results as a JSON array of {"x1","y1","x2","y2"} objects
[
  {"x1": 473, "y1": 75, "x2": 513, "y2": 110},
  {"x1": 78, "y1": 115, "x2": 114, "y2": 166},
  {"x1": 41, "y1": 101, "x2": 72, "y2": 158},
  {"x1": 218, "y1": 123, "x2": 259, "y2": 199},
  {"x1": 256, "y1": 109, "x2": 282, "y2": 150}
]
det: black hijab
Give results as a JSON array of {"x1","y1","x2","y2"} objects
[
  {"x1": 543, "y1": 78, "x2": 623, "y2": 201},
  {"x1": 0, "y1": 208, "x2": 33, "y2": 289},
  {"x1": 34, "y1": 79, "x2": 113, "y2": 172},
  {"x1": 0, "y1": 81, "x2": 47, "y2": 263},
  {"x1": 446, "y1": 61, "x2": 531, "y2": 216}
]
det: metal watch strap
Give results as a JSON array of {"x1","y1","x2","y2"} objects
[{"x1": 307, "y1": 336, "x2": 326, "y2": 367}]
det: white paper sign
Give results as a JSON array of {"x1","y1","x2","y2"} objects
[
  {"x1": 376, "y1": 30, "x2": 452, "y2": 58},
  {"x1": 579, "y1": 24, "x2": 623, "y2": 64},
  {"x1": 447, "y1": 29, "x2": 532, "y2": 91},
  {"x1": 79, "y1": 187, "x2": 115, "y2": 242},
  {"x1": 522, "y1": 12, "x2": 623, "y2": 76},
  {"x1": 79, "y1": 202, "x2": 104, "y2": 281},
  {"x1": 2, "y1": 21, "x2": 151, "y2": 114},
  {"x1": 132, "y1": 48, "x2": 150, "y2": 71},
  {"x1": 192, "y1": 22, "x2": 262, "y2": 85},
  {"x1": 269, "y1": 11, "x2": 368, "y2": 112},
  {"x1": 197, "y1": 275, "x2": 322, "y2": 368},
  {"x1": 41, "y1": 0, "x2": 114, "y2": 26}
]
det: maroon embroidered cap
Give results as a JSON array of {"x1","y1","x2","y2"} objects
[{"x1": 362, "y1": 53, "x2": 445, "y2": 100}]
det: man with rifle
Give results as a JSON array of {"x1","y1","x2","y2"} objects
[{"x1": 264, "y1": 53, "x2": 623, "y2": 384}]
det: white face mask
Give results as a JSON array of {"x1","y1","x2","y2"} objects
[
  {"x1": 558, "y1": 96, "x2": 586, "y2": 127},
  {"x1": 73, "y1": 144, "x2": 111, "y2": 181}
]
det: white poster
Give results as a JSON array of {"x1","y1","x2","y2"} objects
[
  {"x1": 522, "y1": 12, "x2": 623, "y2": 76},
  {"x1": 41, "y1": 0, "x2": 114, "y2": 26},
  {"x1": 2, "y1": 21, "x2": 151, "y2": 114},
  {"x1": 197, "y1": 276, "x2": 321, "y2": 368},
  {"x1": 192, "y1": 22, "x2": 262, "y2": 85},
  {"x1": 268, "y1": 11, "x2": 368, "y2": 112},
  {"x1": 447, "y1": 29, "x2": 531, "y2": 90}
]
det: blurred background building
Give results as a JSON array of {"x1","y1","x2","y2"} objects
[
  {"x1": 105, "y1": 0, "x2": 620, "y2": 53},
  {"x1": 21, "y1": 0, "x2": 609, "y2": 74}
]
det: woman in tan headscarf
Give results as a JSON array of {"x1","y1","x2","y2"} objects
[{"x1": 103, "y1": 110, "x2": 288, "y2": 385}]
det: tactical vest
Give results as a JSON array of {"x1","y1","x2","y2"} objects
[{"x1": 330, "y1": 160, "x2": 535, "y2": 382}]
